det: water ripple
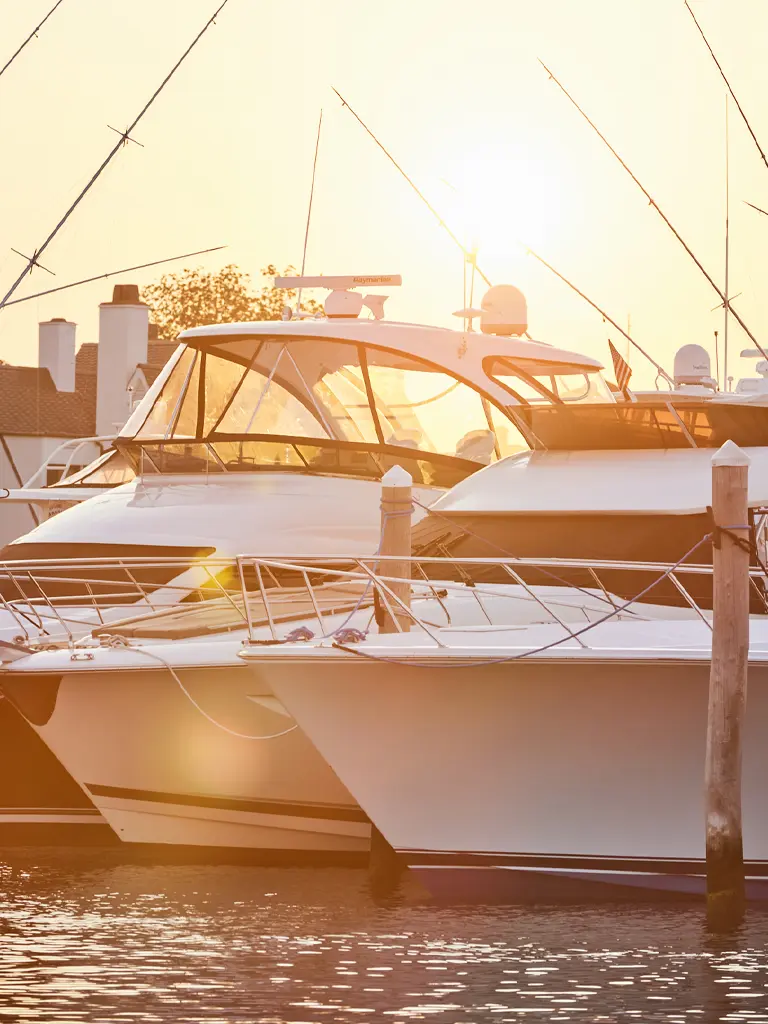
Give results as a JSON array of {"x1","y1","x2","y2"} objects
[{"x1": 0, "y1": 851, "x2": 766, "y2": 1021}]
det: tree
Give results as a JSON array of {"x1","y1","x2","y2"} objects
[{"x1": 142, "y1": 263, "x2": 320, "y2": 339}]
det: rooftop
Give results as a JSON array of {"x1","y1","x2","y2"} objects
[{"x1": 0, "y1": 339, "x2": 177, "y2": 438}]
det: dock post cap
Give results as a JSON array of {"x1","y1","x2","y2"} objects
[
  {"x1": 712, "y1": 440, "x2": 751, "y2": 468},
  {"x1": 381, "y1": 465, "x2": 413, "y2": 487}
]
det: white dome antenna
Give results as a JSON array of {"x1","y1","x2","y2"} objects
[
  {"x1": 453, "y1": 284, "x2": 528, "y2": 335},
  {"x1": 673, "y1": 344, "x2": 716, "y2": 389},
  {"x1": 324, "y1": 290, "x2": 364, "y2": 318},
  {"x1": 480, "y1": 285, "x2": 527, "y2": 336}
]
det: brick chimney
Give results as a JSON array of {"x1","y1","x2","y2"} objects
[{"x1": 96, "y1": 284, "x2": 149, "y2": 436}]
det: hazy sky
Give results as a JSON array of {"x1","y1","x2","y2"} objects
[{"x1": 1, "y1": 0, "x2": 767, "y2": 387}]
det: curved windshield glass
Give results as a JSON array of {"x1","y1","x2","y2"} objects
[
  {"x1": 52, "y1": 449, "x2": 136, "y2": 488},
  {"x1": 124, "y1": 336, "x2": 528, "y2": 467},
  {"x1": 487, "y1": 356, "x2": 613, "y2": 404}
]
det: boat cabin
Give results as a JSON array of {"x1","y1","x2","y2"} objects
[
  {"x1": 78, "y1": 314, "x2": 612, "y2": 489},
  {"x1": 414, "y1": 418, "x2": 768, "y2": 612}
]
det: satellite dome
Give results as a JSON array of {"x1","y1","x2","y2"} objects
[
  {"x1": 480, "y1": 285, "x2": 528, "y2": 337},
  {"x1": 673, "y1": 344, "x2": 714, "y2": 387},
  {"x1": 324, "y1": 289, "x2": 364, "y2": 319}
]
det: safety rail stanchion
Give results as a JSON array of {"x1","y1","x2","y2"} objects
[
  {"x1": 26, "y1": 570, "x2": 73, "y2": 644},
  {"x1": 359, "y1": 561, "x2": 406, "y2": 635},
  {"x1": 667, "y1": 572, "x2": 711, "y2": 629},
  {"x1": 200, "y1": 563, "x2": 248, "y2": 622},
  {"x1": 83, "y1": 582, "x2": 106, "y2": 625},
  {"x1": 301, "y1": 568, "x2": 325, "y2": 634},
  {"x1": 254, "y1": 563, "x2": 277, "y2": 641},
  {"x1": 378, "y1": 465, "x2": 413, "y2": 633},
  {"x1": 500, "y1": 563, "x2": 588, "y2": 644},
  {"x1": 585, "y1": 566, "x2": 620, "y2": 610},
  {"x1": 236, "y1": 558, "x2": 257, "y2": 641},
  {"x1": 0, "y1": 578, "x2": 33, "y2": 639},
  {"x1": 706, "y1": 440, "x2": 751, "y2": 932},
  {"x1": 121, "y1": 563, "x2": 156, "y2": 611},
  {"x1": 5, "y1": 570, "x2": 46, "y2": 631},
  {"x1": 413, "y1": 560, "x2": 451, "y2": 625}
]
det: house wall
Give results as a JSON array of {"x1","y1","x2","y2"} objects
[{"x1": 0, "y1": 435, "x2": 101, "y2": 549}]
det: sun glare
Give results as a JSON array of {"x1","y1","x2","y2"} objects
[{"x1": 431, "y1": 142, "x2": 570, "y2": 265}]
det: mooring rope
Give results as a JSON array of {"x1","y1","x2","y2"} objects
[{"x1": 92, "y1": 639, "x2": 299, "y2": 741}]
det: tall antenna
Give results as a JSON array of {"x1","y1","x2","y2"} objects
[
  {"x1": 0, "y1": 246, "x2": 226, "y2": 308},
  {"x1": 0, "y1": 0, "x2": 67, "y2": 82},
  {"x1": 724, "y1": 96, "x2": 731, "y2": 390},
  {"x1": 0, "y1": 0, "x2": 230, "y2": 311},
  {"x1": 627, "y1": 312, "x2": 631, "y2": 361},
  {"x1": 539, "y1": 59, "x2": 768, "y2": 362},
  {"x1": 523, "y1": 244, "x2": 674, "y2": 384},
  {"x1": 332, "y1": 86, "x2": 492, "y2": 288},
  {"x1": 684, "y1": 0, "x2": 768, "y2": 174},
  {"x1": 296, "y1": 110, "x2": 323, "y2": 316},
  {"x1": 745, "y1": 200, "x2": 768, "y2": 218}
]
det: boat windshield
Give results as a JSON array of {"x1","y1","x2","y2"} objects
[
  {"x1": 516, "y1": 401, "x2": 768, "y2": 450},
  {"x1": 118, "y1": 336, "x2": 530, "y2": 484},
  {"x1": 51, "y1": 449, "x2": 136, "y2": 488},
  {"x1": 486, "y1": 356, "x2": 614, "y2": 404}
]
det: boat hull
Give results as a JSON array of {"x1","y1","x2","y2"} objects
[
  {"x1": 0, "y1": 695, "x2": 116, "y2": 845},
  {"x1": 405, "y1": 857, "x2": 768, "y2": 904},
  {"x1": 0, "y1": 471, "x2": 441, "y2": 845},
  {"x1": 260, "y1": 648, "x2": 768, "y2": 902},
  {"x1": 1, "y1": 656, "x2": 370, "y2": 859}
]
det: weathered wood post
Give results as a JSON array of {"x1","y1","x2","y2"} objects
[
  {"x1": 378, "y1": 464, "x2": 413, "y2": 634},
  {"x1": 706, "y1": 439, "x2": 751, "y2": 930},
  {"x1": 368, "y1": 465, "x2": 413, "y2": 889}
]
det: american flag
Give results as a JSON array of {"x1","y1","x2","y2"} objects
[{"x1": 608, "y1": 340, "x2": 632, "y2": 394}]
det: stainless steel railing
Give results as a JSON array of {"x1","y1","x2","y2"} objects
[
  {"x1": 0, "y1": 546, "x2": 765, "y2": 648},
  {"x1": 232, "y1": 550, "x2": 765, "y2": 647}
]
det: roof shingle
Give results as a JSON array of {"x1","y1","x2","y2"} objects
[{"x1": 0, "y1": 339, "x2": 174, "y2": 438}]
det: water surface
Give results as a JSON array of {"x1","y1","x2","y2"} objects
[{"x1": 0, "y1": 849, "x2": 767, "y2": 1021}]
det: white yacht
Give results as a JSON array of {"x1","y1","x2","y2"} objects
[
  {"x1": 212, "y1": 440, "x2": 768, "y2": 898},
  {"x1": 5, "y1": 406, "x2": 768, "y2": 858},
  {"x1": 0, "y1": 276, "x2": 612, "y2": 642},
  {"x1": 241, "y1": 595, "x2": 768, "y2": 902},
  {"x1": 0, "y1": 274, "x2": 613, "y2": 849}
]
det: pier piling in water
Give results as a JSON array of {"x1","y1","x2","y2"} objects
[
  {"x1": 368, "y1": 465, "x2": 413, "y2": 887},
  {"x1": 706, "y1": 439, "x2": 751, "y2": 930},
  {"x1": 378, "y1": 465, "x2": 413, "y2": 634}
]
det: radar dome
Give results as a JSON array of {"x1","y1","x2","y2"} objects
[
  {"x1": 480, "y1": 285, "x2": 528, "y2": 337},
  {"x1": 324, "y1": 289, "x2": 364, "y2": 318},
  {"x1": 674, "y1": 344, "x2": 714, "y2": 387}
]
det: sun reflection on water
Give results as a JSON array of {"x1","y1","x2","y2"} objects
[{"x1": 0, "y1": 853, "x2": 766, "y2": 1021}]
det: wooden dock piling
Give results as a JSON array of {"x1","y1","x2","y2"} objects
[
  {"x1": 706, "y1": 439, "x2": 751, "y2": 930},
  {"x1": 378, "y1": 465, "x2": 413, "y2": 634},
  {"x1": 368, "y1": 465, "x2": 414, "y2": 886}
]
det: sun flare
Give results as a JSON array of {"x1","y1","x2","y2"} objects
[{"x1": 429, "y1": 143, "x2": 570, "y2": 264}]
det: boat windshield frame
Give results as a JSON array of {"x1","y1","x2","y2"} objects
[
  {"x1": 516, "y1": 400, "x2": 768, "y2": 450},
  {"x1": 116, "y1": 433, "x2": 490, "y2": 488},
  {"x1": 116, "y1": 333, "x2": 551, "y2": 478},
  {"x1": 484, "y1": 354, "x2": 615, "y2": 405}
]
